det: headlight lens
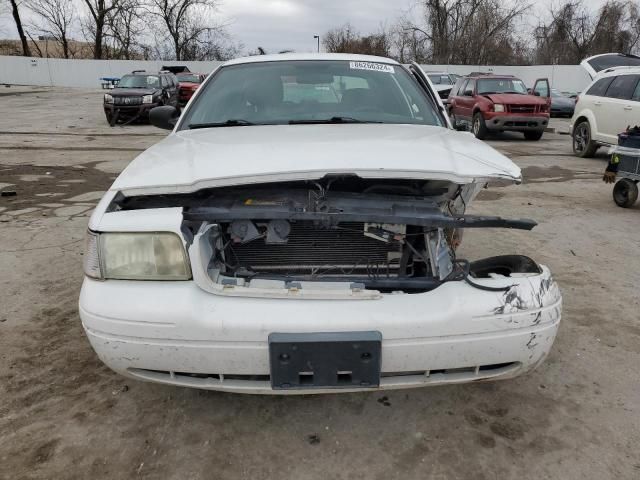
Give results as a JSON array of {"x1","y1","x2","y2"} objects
[
  {"x1": 84, "y1": 231, "x2": 191, "y2": 280},
  {"x1": 142, "y1": 95, "x2": 153, "y2": 104},
  {"x1": 104, "y1": 94, "x2": 114, "y2": 104},
  {"x1": 493, "y1": 104, "x2": 505, "y2": 112}
]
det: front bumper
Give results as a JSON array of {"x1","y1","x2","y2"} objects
[
  {"x1": 483, "y1": 113, "x2": 549, "y2": 131},
  {"x1": 551, "y1": 107, "x2": 575, "y2": 116},
  {"x1": 103, "y1": 103, "x2": 160, "y2": 119},
  {"x1": 178, "y1": 92, "x2": 194, "y2": 106},
  {"x1": 79, "y1": 267, "x2": 562, "y2": 394}
]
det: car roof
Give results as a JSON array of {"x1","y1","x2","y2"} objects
[
  {"x1": 595, "y1": 66, "x2": 640, "y2": 79},
  {"x1": 129, "y1": 71, "x2": 163, "y2": 76},
  {"x1": 466, "y1": 73, "x2": 516, "y2": 79},
  {"x1": 222, "y1": 53, "x2": 401, "y2": 67}
]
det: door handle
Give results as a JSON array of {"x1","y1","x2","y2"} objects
[
  {"x1": 594, "y1": 101, "x2": 602, "y2": 106},
  {"x1": 624, "y1": 105, "x2": 633, "y2": 111}
]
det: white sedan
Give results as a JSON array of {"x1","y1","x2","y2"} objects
[{"x1": 80, "y1": 54, "x2": 562, "y2": 394}]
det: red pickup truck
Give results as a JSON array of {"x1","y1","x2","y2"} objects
[{"x1": 447, "y1": 74, "x2": 551, "y2": 140}]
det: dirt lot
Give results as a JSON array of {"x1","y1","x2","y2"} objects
[{"x1": 0, "y1": 86, "x2": 639, "y2": 480}]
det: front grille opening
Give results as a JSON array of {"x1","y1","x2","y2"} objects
[
  {"x1": 208, "y1": 220, "x2": 440, "y2": 294},
  {"x1": 129, "y1": 362, "x2": 520, "y2": 386},
  {"x1": 298, "y1": 372, "x2": 314, "y2": 385},
  {"x1": 227, "y1": 221, "x2": 403, "y2": 278},
  {"x1": 336, "y1": 371, "x2": 353, "y2": 385},
  {"x1": 478, "y1": 362, "x2": 515, "y2": 372}
]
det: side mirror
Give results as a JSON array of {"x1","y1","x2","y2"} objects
[
  {"x1": 464, "y1": 90, "x2": 473, "y2": 96},
  {"x1": 150, "y1": 105, "x2": 180, "y2": 130},
  {"x1": 533, "y1": 91, "x2": 540, "y2": 96}
]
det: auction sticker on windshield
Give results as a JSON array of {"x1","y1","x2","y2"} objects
[{"x1": 349, "y1": 61, "x2": 395, "y2": 73}]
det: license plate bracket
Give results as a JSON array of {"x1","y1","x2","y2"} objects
[{"x1": 269, "y1": 331, "x2": 382, "y2": 390}]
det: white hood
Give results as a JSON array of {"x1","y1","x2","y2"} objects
[{"x1": 112, "y1": 124, "x2": 521, "y2": 195}]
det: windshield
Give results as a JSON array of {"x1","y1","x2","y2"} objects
[
  {"x1": 428, "y1": 74, "x2": 452, "y2": 85},
  {"x1": 477, "y1": 78, "x2": 527, "y2": 94},
  {"x1": 117, "y1": 75, "x2": 160, "y2": 89},
  {"x1": 587, "y1": 54, "x2": 640, "y2": 73},
  {"x1": 177, "y1": 74, "x2": 202, "y2": 83},
  {"x1": 179, "y1": 60, "x2": 443, "y2": 129}
]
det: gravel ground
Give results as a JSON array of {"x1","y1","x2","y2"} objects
[{"x1": 0, "y1": 87, "x2": 638, "y2": 480}]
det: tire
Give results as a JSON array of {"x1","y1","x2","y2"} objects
[
  {"x1": 105, "y1": 110, "x2": 118, "y2": 127},
  {"x1": 472, "y1": 112, "x2": 488, "y2": 140},
  {"x1": 613, "y1": 179, "x2": 639, "y2": 208},
  {"x1": 524, "y1": 130, "x2": 543, "y2": 141},
  {"x1": 573, "y1": 120, "x2": 598, "y2": 157}
]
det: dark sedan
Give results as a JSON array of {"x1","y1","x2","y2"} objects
[{"x1": 550, "y1": 89, "x2": 575, "y2": 117}]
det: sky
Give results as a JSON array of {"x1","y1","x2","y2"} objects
[{"x1": 0, "y1": 0, "x2": 613, "y2": 55}]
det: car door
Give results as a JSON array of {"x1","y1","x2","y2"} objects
[
  {"x1": 409, "y1": 63, "x2": 451, "y2": 128},
  {"x1": 533, "y1": 78, "x2": 551, "y2": 109},
  {"x1": 456, "y1": 79, "x2": 475, "y2": 122},
  {"x1": 598, "y1": 74, "x2": 640, "y2": 143},
  {"x1": 168, "y1": 75, "x2": 179, "y2": 106}
]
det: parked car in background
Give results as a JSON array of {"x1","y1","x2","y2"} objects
[
  {"x1": 571, "y1": 54, "x2": 640, "y2": 157},
  {"x1": 549, "y1": 88, "x2": 575, "y2": 117},
  {"x1": 177, "y1": 72, "x2": 207, "y2": 107},
  {"x1": 80, "y1": 54, "x2": 561, "y2": 395},
  {"x1": 103, "y1": 70, "x2": 179, "y2": 125},
  {"x1": 426, "y1": 71, "x2": 457, "y2": 99},
  {"x1": 448, "y1": 74, "x2": 550, "y2": 140}
]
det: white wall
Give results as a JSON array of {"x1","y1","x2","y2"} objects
[
  {"x1": 0, "y1": 56, "x2": 224, "y2": 88},
  {"x1": 0, "y1": 55, "x2": 592, "y2": 92},
  {"x1": 425, "y1": 64, "x2": 592, "y2": 93}
]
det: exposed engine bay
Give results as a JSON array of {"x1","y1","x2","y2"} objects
[{"x1": 110, "y1": 177, "x2": 539, "y2": 294}]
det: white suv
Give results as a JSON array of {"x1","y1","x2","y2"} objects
[{"x1": 571, "y1": 53, "x2": 640, "y2": 157}]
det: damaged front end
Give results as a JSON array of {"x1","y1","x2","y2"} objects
[{"x1": 107, "y1": 176, "x2": 542, "y2": 299}]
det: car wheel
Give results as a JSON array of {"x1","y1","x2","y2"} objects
[
  {"x1": 105, "y1": 110, "x2": 117, "y2": 127},
  {"x1": 573, "y1": 120, "x2": 598, "y2": 157},
  {"x1": 472, "y1": 113, "x2": 488, "y2": 140},
  {"x1": 524, "y1": 131, "x2": 543, "y2": 141},
  {"x1": 613, "y1": 179, "x2": 639, "y2": 208}
]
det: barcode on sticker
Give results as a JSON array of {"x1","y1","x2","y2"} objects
[{"x1": 349, "y1": 61, "x2": 395, "y2": 73}]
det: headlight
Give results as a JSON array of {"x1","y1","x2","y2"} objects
[
  {"x1": 83, "y1": 231, "x2": 191, "y2": 280},
  {"x1": 142, "y1": 95, "x2": 153, "y2": 104},
  {"x1": 494, "y1": 104, "x2": 505, "y2": 112},
  {"x1": 104, "y1": 94, "x2": 114, "y2": 104}
]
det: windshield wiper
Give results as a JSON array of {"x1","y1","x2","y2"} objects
[
  {"x1": 288, "y1": 116, "x2": 381, "y2": 125},
  {"x1": 188, "y1": 119, "x2": 255, "y2": 129}
]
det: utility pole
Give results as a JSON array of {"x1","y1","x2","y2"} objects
[{"x1": 313, "y1": 35, "x2": 320, "y2": 53}]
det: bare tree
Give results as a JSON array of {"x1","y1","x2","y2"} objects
[
  {"x1": 534, "y1": 1, "x2": 640, "y2": 64},
  {"x1": 27, "y1": 0, "x2": 74, "y2": 58},
  {"x1": 7, "y1": 0, "x2": 32, "y2": 56},
  {"x1": 390, "y1": 18, "x2": 430, "y2": 63},
  {"x1": 82, "y1": 0, "x2": 122, "y2": 59},
  {"x1": 105, "y1": 0, "x2": 143, "y2": 59},
  {"x1": 147, "y1": 0, "x2": 226, "y2": 61},
  {"x1": 323, "y1": 23, "x2": 391, "y2": 57},
  {"x1": 407, "y1": 0, "x2": 531, "y2": 64}
]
